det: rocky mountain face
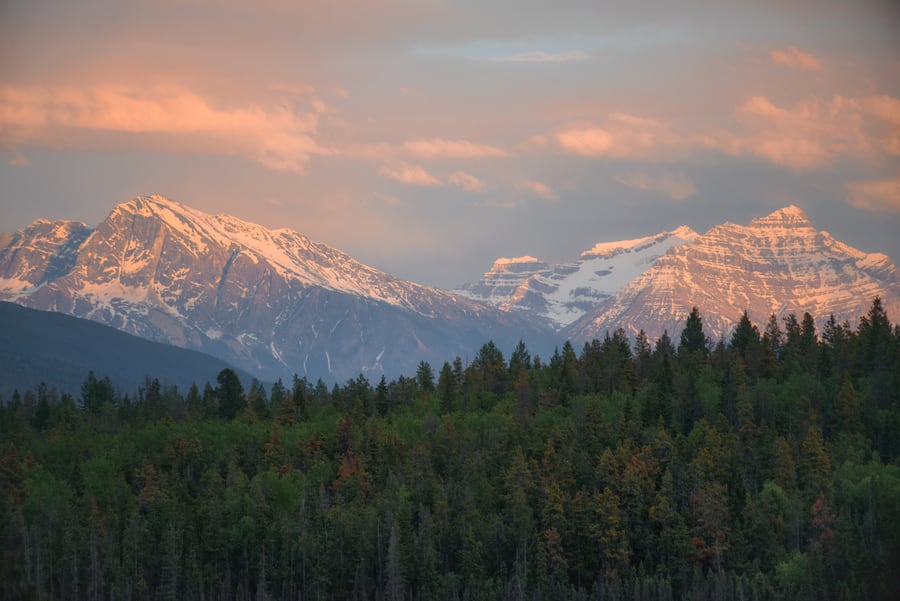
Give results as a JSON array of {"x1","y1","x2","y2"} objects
[
  {"x1": 566, "y1": 206, "x2": 900, "y2": 344},
  {"x1": 0, "y1": 195, "x2": 556, "y2": 382},
  {"x1": 457, "y1": 227, "x2": 698, "y2": 330}
]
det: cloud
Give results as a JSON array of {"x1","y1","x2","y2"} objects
[
  {"x1": 487, "y1": 51, "x2": 588, "y2": 63},
  {"x1": 447, "y1": 171, "x2": 486, "y2": 192},
  {"x1": 556, "y1": 112, "x2": 680, "y2": 160},
  {"x1": 846, "y1": 177, "x2": 900, "y2": 213},
  {"x1": 378, "y1": 161, "x2": 442, "y2": 186},
  {"x1": 557, "y1": 128, "x2": 615, "y2": 156},
  {"x1": 519, "y1": 179, "x2": 558, "y2": 201},
  {"x1": 719, "y1": 94, "x2": 900, "y2": 170},
  {"x1": 614, "y1": 170, "x2": 696, "y2": 200},
  {"x1": 770, "y1": 46, "x2": 823, "y2": 71},
  {"x1": 404, "y1": 138, "x2": 510, "y2": 159},
  {"x1": 0, "y1": 84, "x2": 329, "y2": 173},
  {"x1": 552, "y1": 94, "x2": 900, "y2": 172}
]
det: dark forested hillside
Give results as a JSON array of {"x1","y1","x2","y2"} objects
[
  {"x1": 0, "y1": 302, "x2": 256, "y2": 397},
  {"x1": 2, "y1": 298, "x2": 899, "y2": 600}
]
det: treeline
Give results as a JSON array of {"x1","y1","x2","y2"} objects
[{"x1": 1, "y1": 299, "x2": 899, "y2": 600}]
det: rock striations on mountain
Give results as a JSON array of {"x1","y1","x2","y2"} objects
[
  {"x1": 457, "y1": 227, "x2": 699, "y2": 330},
  {"x1": 566, "y1": 205, "x2": 900, "y2": 344},
  {"x1": 0, "y1": 195, "x2": 556, "y2": 382}
]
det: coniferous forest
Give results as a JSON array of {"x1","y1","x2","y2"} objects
[{"x1": 2, "y1": 299, "x2": 899, "y2": 601}]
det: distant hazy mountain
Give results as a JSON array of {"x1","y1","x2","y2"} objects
[
  {"x1": 566, "y1": 206, "x2": 900, "y2": 343},
  {"x1": 0, "y1": 195, "x2": 556, "y2": 382},
  {"x1": 457, "y1": 227, "x2": 699, "y2": 330},
  {"x1": 0, "y1": 301, "x2": 255, "y2": 398}
]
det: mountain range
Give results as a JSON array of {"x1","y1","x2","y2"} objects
[
  {"x1": 566, "y1": 206, "x2": 900, "y2": 342},
  {"x1": 0, "y1": 195, "x2": 555, "y2": 382},
  {"x1": 2, "y1": 197, "x2": 898, "y2": 385},
  {"x1": 459, "y1": 204, "x2": 899, "y2": 344}
]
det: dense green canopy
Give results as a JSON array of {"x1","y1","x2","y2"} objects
[{"x1": 2, "y1": 299, "x2": 899, "y2": 600}]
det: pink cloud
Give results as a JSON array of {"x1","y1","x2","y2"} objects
[
  {"x1": 0, "y1": 84, "x2": 329, "y2": 173},
  {"x1": 557, "y1": 128, "x2": 615, "y2": 156},
  {"x1": 721, "y1": 94, "x2": 900, "y2": 170},
  {"x1": 556, "y1": 112, "x2": 680, "y2": 160},
  {"x1": 519, "y1": 179, "x2": 558, "y2": 201},
  {"x1": 447, "y1": 171, "x2": 486, "y2": 192},
  {"x1": 551, "y1": 93, "x2": 899, "y2": 171},
  {"x1": 403, "y1": 138, "x2": 510, "y2": 159},
  {"x1": 770, "y1": 46, "x2": 823, "y2": 71},
  {"x1": 378, "y1": 161, "x2": 442, "y2": 186},
  {"x1": 846, "y1": 177, "x2": 900, "y2": 213}
]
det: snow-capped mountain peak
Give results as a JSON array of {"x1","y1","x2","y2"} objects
[
  {"x1": 1, "y1": 195, "x2": 556, "y2": 382},
  {"x1": 100, "y1": 194, "x2": 457, "y2": 312}
]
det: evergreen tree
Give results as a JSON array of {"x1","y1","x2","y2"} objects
[
  {"x1": 215, "y1": 368, "x2": 245, "y2": 420},
  {"x1": 509, "y1": 340, "x2": 531, "y2": 377},
  {"x1": 437, "y1": 361, "x2": 457, "y2": 414},
  {"x1": 679, "y1": 307, "x2": 709, "y2": 359},
  {"x1": 415, "y1": 361, "x2": 435, "y2": 393},
  {"x1": 273, "y1": 379, "x2": 295, "y2": 425}
]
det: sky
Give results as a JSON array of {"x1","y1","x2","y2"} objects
[{"x1": 1, "y1": 0, "x2": 899, "y2": 289}]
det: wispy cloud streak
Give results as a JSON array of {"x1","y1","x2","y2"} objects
[
  {"x1": 770, "y1": 46, "x2": 823, "y2": 71},
  {"x1": 846, "y1": 177, "x2": 900, "y2": 214},
  {"x1": 486, "y1": 51, "x2": 588, "y2": 63},
  {"x1": 614, "y1": 170, "x2": 696, "y2": 200},
  {"x1": 519, "y1": 179, "x2": 558, "y2": 201},
  {"x1": 378, "y1": 161, "x2": 442, "y2": 186}
]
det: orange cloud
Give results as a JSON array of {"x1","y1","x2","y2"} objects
[
  {"x1": 614, "y1": 170, "x2": 696, "y2": 200},
  {"x1": 447, "y1": 171, "x2": 486, "y2": 192},
  {"x1": 846, "y1": 177, "x2": 900, "y2": 213},
  {"x1": 770, "y1": 46, "x2": 823, "y2": 71},
  {"x1": 403, "y1": 138, "x2": 510, "y2": 159},
  {"x1": 378, "y1": 161, "x2": 442, "y2": 186},
  {"x1": 519, "y1": 179, "x2": 558, "y2": 201},
  {"x1": 0, "y1": 84, "x2": 329, "y2": 172}
]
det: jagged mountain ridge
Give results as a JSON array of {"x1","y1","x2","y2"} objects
[
  {"x1": 566, "y1": 205, "x2": 900, "y2": 343},
  {"x1": 0, "y1": 195, "x2": 557, "y2": 382},
  {"x1": 456, "y1": 226, "x2": 699, "y2": 330}
]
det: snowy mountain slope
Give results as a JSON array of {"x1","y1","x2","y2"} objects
[
  {"x1": 0, "y1": 195, "x2": 557, "y2": 381},
  {"x1": 566, "y1": 205, "x2": 900, "y2": 343},
  {"x1": 457, "y1": 227, "x2": 698, "y2": 329}
]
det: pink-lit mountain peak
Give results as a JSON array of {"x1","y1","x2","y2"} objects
[{"x1": 567, "y1": 205, "x2": 900, "y2": 343}]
